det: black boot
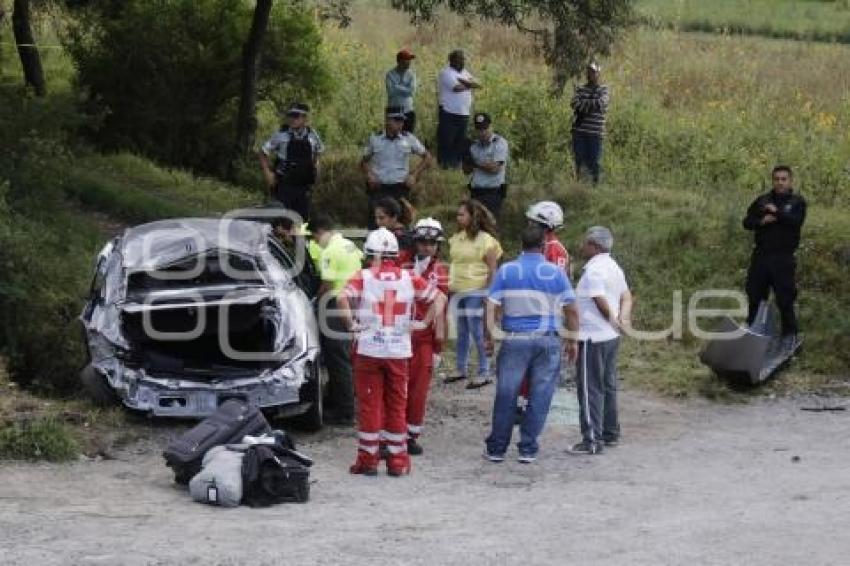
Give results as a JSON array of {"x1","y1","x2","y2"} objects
[{"x1": 407, "y1": 438, "x2": 424, "y2": 456}]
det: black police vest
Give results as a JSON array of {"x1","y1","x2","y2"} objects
[{"x1": 275, "y1": 128, "x2": 317, "y2": 186}]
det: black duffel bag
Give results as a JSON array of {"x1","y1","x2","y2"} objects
[{"x1": 242, "y1": 443, "x2": 312, "y2": 506}]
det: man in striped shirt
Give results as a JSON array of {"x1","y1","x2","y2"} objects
[{"x1": 570, "y1": 62, "x2": 609, "y2": 184}]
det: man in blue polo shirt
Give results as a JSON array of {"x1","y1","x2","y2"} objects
[{"x1": 483, "y1": 225, "x2": 579, "y2": 463}]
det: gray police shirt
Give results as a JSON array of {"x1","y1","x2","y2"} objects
[
  {"x1": 469, "y1": 134, "x2": 509, "y2": 188},
  {"x1": 363, "y1": 131, "x2": 427, "y2": 184},
  {"x1": 261, "y1": 127, "x2": 325, "y2": 163}
]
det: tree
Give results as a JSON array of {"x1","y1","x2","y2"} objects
[
  {"x1": 235, "y1": 0, "x2": 274, "y2": 169},
  {"x1": 12, "y1": 0, "x2": 46, "y2": 96},
  {"x1": 390, "y1": 0, "x2": 633, "y2": 95},
  {"x1": 65, "y1": 0, "x2": 331, "y2": 177}
]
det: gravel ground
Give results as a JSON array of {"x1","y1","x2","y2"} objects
[{"x1": 1, "y1": 381, "x2": 848, "y2": 566}]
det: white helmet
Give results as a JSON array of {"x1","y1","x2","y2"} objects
[
  {"x1": 526, "y1": 201, "x2": 564, "y2": 230},
  {"x1": 413, "y1": 217, "x2": 444, "y2": 241},
  {"x1": 364, "y1": 228, "x2": 399, "y2": 257}
]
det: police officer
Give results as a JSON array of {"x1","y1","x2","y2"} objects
[
  {"x1": 742, "y1": 165, "x2": 807, "y2": 351},
  {"x1": 463, "y1": 112, "x2": 509, "y2": 221},
  {"x1": 259, "y1": 102, "x2": 325, "y2": 222},
  {"x1": 361, "y1": 106, "x2": 433, "y2": 229}
]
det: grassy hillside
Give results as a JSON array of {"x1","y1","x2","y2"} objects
[
  {"x1": 301, "y1": 7, "x2": 850, "y2": 389},
  {"x1": 637, "y1": 0, "x2": 850, "y2": 43},
  {"x1": 0, "y1": 3, "x2": 848, "y2": 401}
]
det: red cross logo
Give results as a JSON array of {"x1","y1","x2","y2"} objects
[{"x1": 373, "y1": 289, "x2": 408, "y2": 327}]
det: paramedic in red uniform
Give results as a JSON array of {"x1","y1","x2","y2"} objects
[
  {"x1": 406, "y1": 218, "x2": 450, "y2": 456},
  {"x1": 337, "y1": 228, "x2": 446, "y2": 476}
]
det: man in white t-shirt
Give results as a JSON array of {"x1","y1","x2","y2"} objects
[
  {"x1": 437, "y1": 49, "x2": 481, "y2": 169},
  {"x1": 568, "y1": 226, "x2": 633, "y2": 456}
]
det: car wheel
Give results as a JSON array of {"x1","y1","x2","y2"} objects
[
  {"x1": 294, "y1": 362, "x2": 323, "y2": 431},
  {"x1": 80, "y1": 364, "x2": 118, "y2": 406}
]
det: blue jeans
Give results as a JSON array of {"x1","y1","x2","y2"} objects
[
  {"x1": 485, "y1": 335, "x2": 562, "y2": 457},
  {"x1": 572, "y1": 133, "x2": 603, "y2": 184},
  {"x1": 454, "y1": 293, "x2": 488, "y2": 376}
]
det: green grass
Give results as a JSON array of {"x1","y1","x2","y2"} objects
[
  {"x1": 637, "y1": 0, "x2": 850, "y2": 43},
  {"x1": 65, "y1": 153, "x2": 259, "y2": 224},
  {"x1": 1, "y1": 3, "x2": 849, "y2": 401},
  {"x1": 0, "y1": 417, "x2": 79, "y2": 461}
]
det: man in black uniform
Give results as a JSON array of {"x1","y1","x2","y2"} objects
[
  {"x1": 742, "y1": 165, "x2": 807, "y2": 351},
  {"x1": 259, "y1": 102, "x2": 325, "y2": 222}
]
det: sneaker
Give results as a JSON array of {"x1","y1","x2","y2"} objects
[
  {"x1": 443, "y1": 373, "x2": 467, "y2": 384},
  {"x1": 517, "y1": 454, "x2": 537, "y2": 464},
  {"x1": 407, "y1": 438, "x2": 424, "y2": 456},
  {"x1": 483, "y1": 451, "x2": 505, "y2": 463},
  {"x1": 603, "y1": 438, "x2": 619, "y2": 448},
  {"x1": 567, "y1": 441, "x2": 602, "y2": 455}
]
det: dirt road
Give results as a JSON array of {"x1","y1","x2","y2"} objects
[{"x1": 1, "y1": 383, "x2": 848, "y2": 566}]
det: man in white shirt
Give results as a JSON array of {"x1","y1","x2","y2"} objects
[
  {"x1": 568, "y1": 226, "x2": 633, "y2": 455},
  {"x1": 437, "y1": 49, "x2": 481, "y2": 169}
]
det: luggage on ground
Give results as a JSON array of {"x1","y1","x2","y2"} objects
[
  {"x1": 242, "y1": 443, "x2": 312, "y2": 506},
  {"x1": 188, "y1": 445, "x2": 245, "y2": 508},
  {"x1": 163, "y1": 399, "x2": 271, "y2": 484}
]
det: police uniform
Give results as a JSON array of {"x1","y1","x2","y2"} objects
[
  {"x1": 362, "y1": 129, "x2": 427, "y2": 229},
  {"x1": 261, "y1": 124, "x2": 324, "y2": 221},
  {"x1": 742, "y1": 188, "x2": 807, "y2": 336},
  {"x1": 466, "y1": 113, "x2": 509, "y2": 220}
]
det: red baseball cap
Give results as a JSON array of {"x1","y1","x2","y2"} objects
[{"x1": 397, "y1": 49, "x2": 416, "y2": 61}]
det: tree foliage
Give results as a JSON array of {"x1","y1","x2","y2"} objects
[
  {"x1": 64, "y1": 0, "x2": 332, "y2": 176},
  {"x1": 390, "y1": 0, "x2": 633, "y2": 93}
]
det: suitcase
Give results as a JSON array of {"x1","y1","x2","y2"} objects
[{"x1": 163, "y1": 399, "x2": 271, "y2": 484}]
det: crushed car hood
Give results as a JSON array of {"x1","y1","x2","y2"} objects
[{"x1": 120, "y1": 218, "x2": 269, "y2": 271}]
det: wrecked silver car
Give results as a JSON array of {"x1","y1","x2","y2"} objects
[{"x1": 80, "y1": 218, "x2": 325, "y2": 426}]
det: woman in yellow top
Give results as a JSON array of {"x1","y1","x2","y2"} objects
[{"x1": 446, "y1": 199, "x2": 503, "y2": 388}]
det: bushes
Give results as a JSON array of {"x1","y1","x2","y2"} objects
[
  {"x1": 65, "y1": 0, "x2": 332, "y2": 176},
  {"x1": 0, "y1": 418, "x2": 80, "y2": 461},
  {"x1": 0, "y1": 198, "x2": 100, "y2": 393}
]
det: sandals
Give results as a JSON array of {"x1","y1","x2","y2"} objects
[{"x1": 465, "y1": 378, "x2": 493, "y2": 390}]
